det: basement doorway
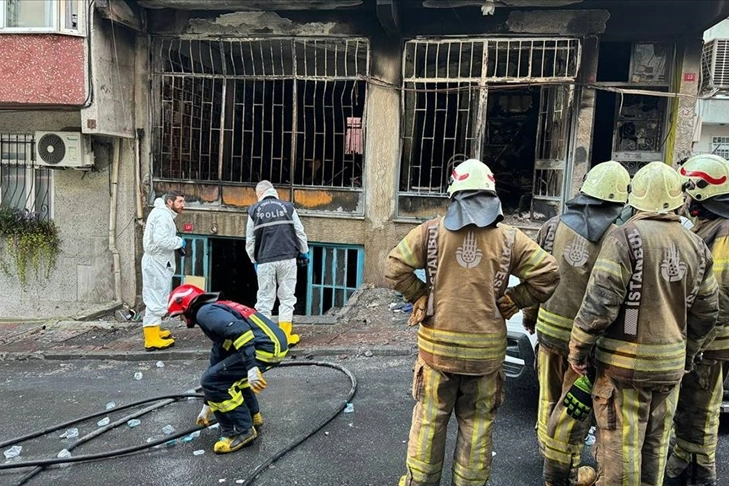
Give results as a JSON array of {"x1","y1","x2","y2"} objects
[{"x1": 209, "y1": 237, "x2": 308, "y2": 316}]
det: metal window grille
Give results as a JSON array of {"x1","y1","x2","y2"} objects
[
  {"x1": 307, "y1": 243, "x2": 364, "y2": 316},
  {"x1": 0, "y1": 133, "x2": 52, "y2": 219},
  {"x1": 533, "y1": 86, "x2": 569, "y2": 199},
  {"x1": 712, "y1": 136, "x2": 729, "y2": 159},
  {"x1": 400, "y1": 38, "x2": 580, "y2": 194},
  {"x1": 153, "y1": 38, "x2": 369, "y2": 190}
]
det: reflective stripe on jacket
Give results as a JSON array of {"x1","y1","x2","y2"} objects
[
  {"x1": 385, "y1": 217, "x2": 559, "y2": 375},
  {"x1": 194, "y1": 302, "x2": 289, "y2": 370},
  {"x1": 569, "y1": 212, "x2": 719, "y2": 385},
  {"x1": 533, "y1": 217, "x2": 609, "y2": 354},
  {"x1": 694, "y1": 217, "x2": 729, "y2": 360}
]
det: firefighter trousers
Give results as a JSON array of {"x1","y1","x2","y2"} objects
[
  {"x1": 538, "y1": 346, "x2": 593, "y2": 486},
  {"x1": 402, "y1": 356, "x2": 505, "y2": 486},
  {"x1": 665, "y1": 360, "x2": 728, "y2": 485},
  {"x1": 592, "y1": 371, "x2": 679, "y2": 486},
  {"x1": 201, "y1": 353, "x2": 261, "y2": 437}
]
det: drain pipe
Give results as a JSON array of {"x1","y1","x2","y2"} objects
[
  {"x1": 134, "y1": 129, "x2": 144, "y2": 223},
  {"x1": 109, "y1": 138, "x2": 123, "y2": 302}
]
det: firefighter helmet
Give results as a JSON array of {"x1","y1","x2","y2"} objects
[
  {"x1": 167, "y1": 284, "x2": 205, "y2": 317},
  {"x1": 628, "y1": 161, "x2": 684, "y2": 213},
  {"x1": 679, "y1": 154, "x2": 729, "y2": 201},
  {"x1": 580, "y1": 161, "x2": 630, "y2": 203},
  {"x1": 447, "y1": 159, "x2": 497, "y2": 196}
]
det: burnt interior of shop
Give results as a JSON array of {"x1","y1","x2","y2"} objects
[
  {"x1": 592, "y1": 41, "x2": 669, "y2": 173},
  {"x1": 483, "y1": 88, "x2": 540, "y2": 214},
  {"x1": 155, "y1": 38, "x2": 366, "y2": 190}
]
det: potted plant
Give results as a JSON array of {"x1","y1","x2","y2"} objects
[{"x1": 0, "y1": 208, "x2": 61, "y2": 287}]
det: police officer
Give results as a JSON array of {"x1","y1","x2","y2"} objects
[
  {"x1": 568, "y1": 161, "x2": 719, "y2": 485},
  {"x1": 246, "y1": 180, "x2": 309, "y2": 345}
]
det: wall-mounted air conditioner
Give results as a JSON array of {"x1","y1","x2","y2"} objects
[{"x1": 34, "y1": 131, "x2": 94, "y2": 169}]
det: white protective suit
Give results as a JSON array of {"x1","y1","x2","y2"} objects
[
  {"x1": 245, "y1": 187, "x2": 308, "y2": 322},
  {"x1": 142, "y1": 198, "x2": 183, "y2": 327}
]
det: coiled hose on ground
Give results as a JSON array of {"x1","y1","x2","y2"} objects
[{"x1": 0, "y1": 360, "x2": 357, "y2": 486}]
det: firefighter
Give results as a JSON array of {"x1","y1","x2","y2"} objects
[
  {"x1": 167, "y1": 284, "x2": 288, "y2": 454},
  {"x1": 522, "y1": 161, "x2": 630, "y2": 486},
  {"x1": 386, "y1": 159, "x2": 560, "y2": 486},
  {"x1": 567, "y1": 161, "x2": 719, "y2": 486},
  {"x1": 664, "y1": 154, "x2": 729, "y2": 486}
]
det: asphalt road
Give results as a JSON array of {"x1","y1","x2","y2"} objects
[{"x1": 1, "y1": 357, "x2": 728, "y2": 486}]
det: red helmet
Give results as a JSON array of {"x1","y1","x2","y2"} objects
[{"x1": 167, "y1": 284, "x2": 205, "y2": 318}]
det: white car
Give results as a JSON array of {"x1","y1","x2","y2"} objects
[{"x1": 504, "y1": 276, "x2": 538, "y2": 384}]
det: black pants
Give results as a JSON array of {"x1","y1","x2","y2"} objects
[{"x1": 201, "y1": 353, "x2": 260, "y2": 437}]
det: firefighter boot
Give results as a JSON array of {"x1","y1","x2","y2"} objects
[
  {"x1": 252, "y1": 412, "x2": 263, "y2": 427},
  {"x1": 143, "y1": 326, "x2": 175, "y2": 351},
  {"x1": 576, "y1": 466, "x2": 596, "y2": 486},
  {"x1": 279, "y1": 321, "x2": 300, "y2": 346},
  {"x1": 214, "y1": 427, "x2": 257, "y2": 454}
]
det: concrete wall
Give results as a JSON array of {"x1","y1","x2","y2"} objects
[
  {"x1": 669, "y1": 38, "x2": 704, "y2": 165},
  {"x1": 0, "y1": 111, "x2": 137, "y2": 319}
]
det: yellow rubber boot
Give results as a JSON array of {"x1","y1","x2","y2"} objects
[
  {"x1": 279, "y1": 321, "x2": 300, "y2": 346},
  {"x1": 158, "y1": 328, "x2": 173, "y2": 339},
  {"x1": 214, "y1": 427, "x2": 257, "y2": 454},
  {"x1": 144, "y1": 326, "x2": 175, "y2": 351},
  {"x1": 252, "y1": 412, "x2": 263, "y2": 427}
]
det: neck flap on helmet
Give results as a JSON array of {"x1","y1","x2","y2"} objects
[
  {"x1": 560, "y1": 193, "x2": 625, "y2": 242},
  {"x1": 443, "y1": 190, "x2": 504, "y2": 231},
  {"x1": 697, "y1": 193, "x2": 729, "y2": 220},
  {"x1": 185, "y1": 292, "x2": 221, "y2": 327}
]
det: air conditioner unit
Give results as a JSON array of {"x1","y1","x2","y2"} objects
[{"x1": 34, "y1": 131, "x2": 94, "y2": 169}]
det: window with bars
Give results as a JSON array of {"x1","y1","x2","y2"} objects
[
  {"x1": 712, "y1": 136, "x2": 729, "y2": 159},
  {"x1": 0, "y1": 134, "x2": 52, "y2": 219},
  {"x1": 400, "y1": 38, "x2": 580, "y2": 196},
  {"x1": 153, "y1": 38, "x2": 368, "y2": 190}
]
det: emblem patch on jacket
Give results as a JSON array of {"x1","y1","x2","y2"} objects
[
  {"x1": 563, "y1": 237, "x2": 589, "y2": 267},
  {"x1": 456, "y1": 231, "x2": 483, "y2": 268},
  {"x1": 661, "y1": 244, "x2": 687, "y2": 282}
]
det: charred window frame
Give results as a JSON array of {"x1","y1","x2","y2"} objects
[
  {"x1": 152, "y1": 37, "x2": 369, "y2": 202},
  {"x1": 0, "y1": 134, "x2": 52, "y2": 220},
  {"x1": 399, "y1": 38, "x2": 580, "y2": 220}
]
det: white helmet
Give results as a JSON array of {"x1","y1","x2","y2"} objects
[
  {"x1": 628, "y1": 161, "x2": 684, "y2": 213},
  {"x1": 581, "y1": 161, "x2": 630, "y2": 203},
  {"x1": 447, "y1": 159, "x2": 496, "y2": 196}
]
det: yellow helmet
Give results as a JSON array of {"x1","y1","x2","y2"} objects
[
  {"x1": 447, "y1": 159, "x2": 496, "y2": 196},
  {"x1": 581, "y1": 161, "x2": 630, "y2": 203},
  {"x1": 628, "y1": 161, "x2": 684, "y2": 213},
  {"x1": 679, "y1": 154, "x2": 729, "y2": 201}
]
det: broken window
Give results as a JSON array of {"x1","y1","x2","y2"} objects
[
  {"x1": 400, "y1": 38, "x2": 579, "y2": 221},
  {"x1": 153, "y1": 38, "x2": 368, "y2": 193}
]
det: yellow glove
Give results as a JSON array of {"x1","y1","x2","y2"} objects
[
  {"x1": 196, "y1": 404, "x2": 212, "y2": 426},
  {"x1": 496, "y1": 293, "x2": 519, "y2": 320},
  {"x1": 407, "y1": 295, "x2": 428, "y2": 327},
  {"x1": 247, "y1": 366, "x2": 268, "y2": 394}
]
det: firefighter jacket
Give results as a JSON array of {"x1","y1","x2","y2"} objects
[
  {"x1": 527, "y1": 217, "x2": 613, "y2": 355},
  {"x1": 693, "y1": 217, "x2": 729, "y2": 360},
  {"x1": 192, "y1": 301, "x2": 289, "y2": 371},
  {"x1": 568, "y1": 212, "x2": 719, "y2": 386},
  {"x1": 385, "y1": 217, "x2": 560, "y2": 376}
]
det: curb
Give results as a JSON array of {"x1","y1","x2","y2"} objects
[{"x1": 0, "y1": 346, "x2": 416, "y2": 362}]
